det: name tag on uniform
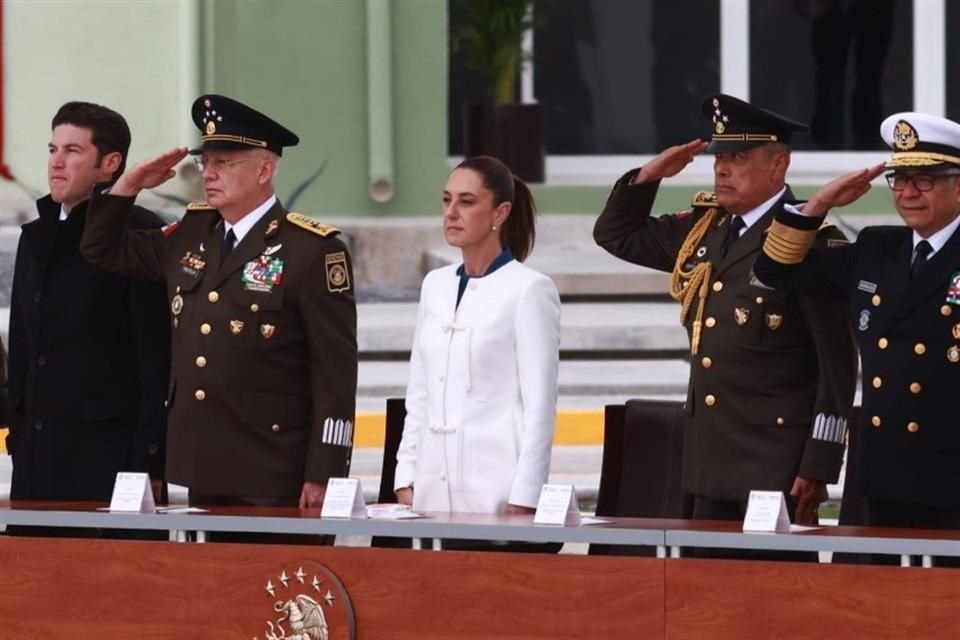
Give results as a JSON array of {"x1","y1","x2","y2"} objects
[{"x1": 857, "y1": 280, "x2": 878, "y2": 294}]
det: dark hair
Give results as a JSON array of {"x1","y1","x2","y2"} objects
[
  {"x1": 51, "y1": 101, "x2": 131, "y2": 180},
  {"x1": 455, "y1": 155, "x2": 537, "y2": 262}
]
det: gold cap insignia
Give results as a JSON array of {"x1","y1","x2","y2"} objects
[
  {"x1": 766, "y1": 313, "x2": 783, "y2": 331},
  {"x1": 206, "y1": 120, "x2": 216, "y2": 135},
  {"x1": 734, "y1": 307, "x2": 750, "y2": 326},
  {"x1": 325, "y1": 251, "x2": 351, "y2": 293},
  {"x1": 260, "y1": 323, "x2": 275, "y2": 339},
  {"x1": 230, "y1": 320, "x2": 244, "y2": 335},
  {"x1": 893, "y1": 120, "x2": 919, "y2": 151}
]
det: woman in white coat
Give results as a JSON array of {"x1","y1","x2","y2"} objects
[{"x1": 394, "y1": 156, "x2": 561, "y2": 520}]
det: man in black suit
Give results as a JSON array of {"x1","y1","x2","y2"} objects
[
  {"x1": 594, "y1": 94, "x2": 858, "y2": 541},
  {"x1": 754, "y1": 112, "x2": 960, "y2": 564},
  {"x1": 6, "y1": 102, "x2": 170, "y2": 505}
]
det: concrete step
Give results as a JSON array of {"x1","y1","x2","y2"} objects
[{"x1": 358, "y1": 301, "x2": 688, "y2": 355}]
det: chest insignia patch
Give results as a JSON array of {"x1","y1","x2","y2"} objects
[
  {"x1": 765, "y1": 313, "x2": 783, "y2": 331},
  {"x1": 260, "y1": 323, "x2": 276, "y2": 339},
  {"x1": 264, "y1": 243, "x2": 282, "y2": 256},
  {"x1": 326, "y1": 251, "x2": 351, "y2": 293},
  {"x1": 857, "y1": 280, "x2": 878, "y2": 294},
  {"x1": 947, "y1": 271, "x2": 960, "y2": 305},
  {"x1": 179, "y1": 251, "x2": 207, "y2": 277},
  {"x1": 858, "y1": 309, "x2": 870, "y2": 332},
  {"x1": 242, "y1": 254, "x2": 284, "y2": 292},
  {"x1": 734, "y1": 307, "x2": 750, "y2": 326},
  {"x1": 230, "y1": 320, "x2": 244, "y2": 335}
]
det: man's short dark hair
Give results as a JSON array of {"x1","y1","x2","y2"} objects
[{"x1": 51, "y1": 101, "x2": 131, "y2": 180}]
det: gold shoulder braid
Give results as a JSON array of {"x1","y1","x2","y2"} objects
[
  {"x1": 669, "y1": 207, "x2": 719, "y2": 355},
  {"x1": 285, "y1": 212, "x2": 340, "y2": 237}
]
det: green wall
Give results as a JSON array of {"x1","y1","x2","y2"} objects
[{"x1": 202, "y1": 0, "x2": 449, "y2": 217}]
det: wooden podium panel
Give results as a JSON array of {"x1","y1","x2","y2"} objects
[
  {"x1": 0, "y1": 537, "x2": 664, "y2": 639},
  {"x1": 666, "y1": 559, "x2": 960, "y2": 640}
]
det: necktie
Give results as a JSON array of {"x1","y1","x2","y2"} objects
[
  {"x1": 222, "y1": 228, "x2": 237, "y2": 262},
  {"x1": 721, "y1": 215, "x2": 746, "y2": 258},
  {"x1": 910, "y1": 240, "x2": 932, "y2": 279}
]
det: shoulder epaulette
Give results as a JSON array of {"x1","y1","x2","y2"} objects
[
  {"x1": 285, "y1": 212, "x2": 340, "y2": 238},
  {"x1": 186, "y1": 201, "x2": 215, "y2": 212},
  {"x1": 691, "y1": 191, "x2": 717, "y2": 208}
]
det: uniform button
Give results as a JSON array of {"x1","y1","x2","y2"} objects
[
  {"x1": 271, "y1": 424, "x2": 280, "y2": 432},
  {"x1": 914, "y1": 343, "x2": 926, "y2": 355},
  {"x1": 942, "y1": 305, "x2": 953, "y2": 317},
  {"x1": 705, "y1": 317, "x2": 717, "y2": 328},
  {"x1": 207, "y1": 291, "x2": 220, "y2": 303},
  {"x1": 878, "y1": 337, "x2": 888, "y2": 350},
  {"x1": 147, "y1": 444, "x2": 159, "y2": 455},
  {"x1": 250, "y1": 303, "x2": 260, "y2": 312},
  {"x1": 195, "y1": 389, "x2": 206, "y2": 401},
  {"x1": 701, "y1": 357, "x2": 713, "y2": 368},
  {"x1": 704, "y1": 394, "x2": 716, "y2": 407},
  {"x1": 755, "y1": 296, "x2": 764, "y2": 304},
  {"x1": 196, "y1": 356, "x2": 207, "y2": 368},
  {"x1": 871, "y1": 416, "x2": 881, "y2": 427},
  {"x1": 776, "y1": 417, "x2": 784, "y2": 426},
  {"x1": 909, "y1": 382, "x2": 922, "y2": 394},
  {"x1": 200, "y1": 323, "x2": 212, "y2": 335},
  {"x1": 872, "y1": 376, "x2": 882, "y2": 389},
  {"x1": 907, "y1": 421, "x2": 920, "y2": 433},
  {"x1": 871, "y1": 294, "x2": 881, "y2": 307},
  {"x1": 34, "y1": 420, "x2": 43, "y2": 431},
  {"x1": 712, "y1": 281, "x2": 723, "y2": 292},
  {"x1": 37, "y1": 355, "x2": 47, "y2": 366}
]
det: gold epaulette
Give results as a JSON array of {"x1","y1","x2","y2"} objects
[
  {"x1": 186, "y1": 201, "x2": 215, "y2": 211},
  {"x1": 286, "y1": 212, "x2": 340, "y2": 238},
  {"x1": 691, "y1": 191, "x2": 717, "y2": 208}
]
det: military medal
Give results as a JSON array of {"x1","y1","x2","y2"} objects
[
  {"x1": 179, "y1": 251, "x2": 207, "y2": 277},
  {"x1": 171, "y1": 293, "x2": 184, "y2": 316},
  {"x1": 260, "y1": 324, "x2": 276, "y2": 339},
  {"x1": 734, "y1": 307, "x2": 750, "y2": 326},
  {"x1": 230, "y1": 320, "x2": 244, "y2": 335},
  {"x1": 948, "y1": 345, "x2": 960, "y2": 363},
  {"x1": 264, "y1": 243, "x2": 282, "y2": 255},
  {"x1": 242, "y1": 254, "x2": 284, "y2": 292},
  {"x1": 765, "y1": 313, "x2": 783, "y2": 331},
  {"x1": 947, "y1": 272, "x2": 960, "y2": 305},
  {"x1": 858, "y1": 309, "x2": 870, "y2": 332}
]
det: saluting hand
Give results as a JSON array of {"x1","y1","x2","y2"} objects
[
  {"x1": 633, "y1": 138, "x2": 708, "y2": 184},
  {"x1": 803, "y1": 163, "x2": 886, "y2": 217},
  {"x1": 111, "y1": 147, "x2": 190, "y2": 197}
]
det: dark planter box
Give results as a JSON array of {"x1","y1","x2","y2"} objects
[{"x1": 463, "y1": 103, "x2": 545, "y2": 183}]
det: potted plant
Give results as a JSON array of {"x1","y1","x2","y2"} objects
[{"x1": 452, "y1": 0, "x2": 545, "y2": 182}]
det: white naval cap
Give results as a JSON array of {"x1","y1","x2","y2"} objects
[{"x1": 880, "y1": 112, "x2": 960, "y2": 169}]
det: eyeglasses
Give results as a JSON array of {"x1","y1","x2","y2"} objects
[
  {"x1": 193, "y1": 155, "x2": 252, "y2": 172},
  {"x1": 886, "y1": 171, "x2": 960, "y2": 192}
]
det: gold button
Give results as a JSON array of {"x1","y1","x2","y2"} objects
[
  {"x1": 871, "y1": 416, "x2": 881, "y2": 427},
  {"x1": 878, "y1": 337, "x2": 888, "y2": 350},
  {"x1": 701, "y1": 357, "x2": 713, "y2": 368},
  {"x1": 907, "y1": 421, "x2": 919, "y2": 433},
  {"x1": 200, "y1": 323, "x2": 212, "y2": 335},
  {"x1": 194, "y1": 389, "x2": 206, "y2": 401},
  {"x1": 909, "y1": 382, "x2": 922, "y2": 394},
  {"x1": 704, "y1": 394, "x2": 716, "y2": 407},
  {"x1": 705, "y1": 317, "x2": 717, "y2": 328},
  {"x1": 776, "y1": 417, "x2": 784, "y2": 426},
  {"x1": 250, "y1": 303, "x2": 260, "y2": 313},
  {"x1": 195, "y1": 356, "x2": 207, "y2": 368},
  {"x1": 872, "y1": 376, "x2": 882, "y2": 389},
  {"x1": 942, "y1": 305, "x2": 952, "y2": 317},
  {"x1": 712, "y1": 281, "x2": 723, "y2": 292},
  {"x1": 207, "y1": 291, "x2": 219, "y2": 303},
  {"x1": 271, "y1": 424, "x2": 280, "y2": 433},
  {"x1": 871, "y1": 294, "x2": 881, "y2": 307},
  {"x1": 914, "y1": 343, "x2": 926, "y2": 355},
  {"x1": 755, "y1": 296, "x2": 764, "y2": 304}
]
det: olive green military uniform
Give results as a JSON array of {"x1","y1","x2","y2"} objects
[
  {"x1": 81, "y1": 192, "x2": 357, "y2": 498},
  {"x1": 594, "y1": 178, "x2": 858, "y2": 502}
]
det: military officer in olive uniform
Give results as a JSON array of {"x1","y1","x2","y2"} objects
[
  {"x1": 594, "y1": 94, "x2": 858, "y2": 531},
  {"x1": 81, "y1": 95, "x2": 357, "y2": 515},
  {"x1": 755, "y1": 113, "x2": 960, "y2": 559}
]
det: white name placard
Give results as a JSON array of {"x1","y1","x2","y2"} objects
[
  {"x1": 108, "y1": 472, "x2": 156, "y2": 513},
  {"x1": 534, "y1": 484, "x2": 581, "y2": 526},
  {"x1": 743, "y1": 490, "x2": 791, "y2": 533},
  {"x1": 320, "y1": 478, "x2": 367, "y2": 519}
]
